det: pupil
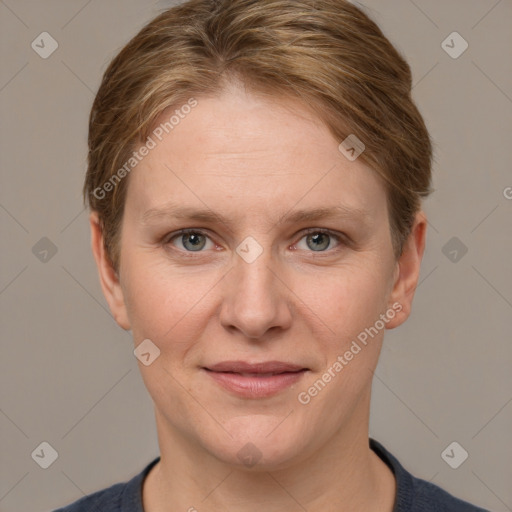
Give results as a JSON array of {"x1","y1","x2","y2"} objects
[
  {"x1": 309, "y1": 233, "x2": 329, "y2": 251},
  {"x1": 184, "y1": 233, "x2": 205, "y2": 251}
]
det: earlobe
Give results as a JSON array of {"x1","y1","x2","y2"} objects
[
  {"x1": 89, "y1": 212, "x2": 131, "y2": 330},
  {"x1": 385, "y1": 211, "x2": 427, "y2": 330}
]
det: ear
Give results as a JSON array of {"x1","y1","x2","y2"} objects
[
  {"x1": 385, "y1": 210, "x2": 427, "y2": 329},
  {"x1": 89, "y1": 212, "x2": 131, "y2": 330}
]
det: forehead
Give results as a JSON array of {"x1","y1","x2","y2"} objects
[{"x1": 124, "y1": 85, "x2": 388, "y2": 226}]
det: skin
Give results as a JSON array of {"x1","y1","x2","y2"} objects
[{"x1": 90, "y1": 79, "x2": 426, "y2": 512}]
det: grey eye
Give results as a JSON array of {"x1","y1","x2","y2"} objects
[
  {"x1": 305, "y1": 232, "x2": 331, "y2": 251},
  {"x1": 180, "y1": 232, "x2": 207, "y2": 251}
]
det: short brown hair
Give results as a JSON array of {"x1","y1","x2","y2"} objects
[{"x1": 84, "y1": 0, "x2": 434, "y2": 272}]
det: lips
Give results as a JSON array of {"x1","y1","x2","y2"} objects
[
  {"x1": 203, "y1": 360, "x2": 308, "y2": 398},
  {"x1": 205, "y1": 360, "x2": 307, "y2": 374}
]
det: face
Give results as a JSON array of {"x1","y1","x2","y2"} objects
[{"x1": 91, "y1": 81, "x2": 426, "y2": 470}]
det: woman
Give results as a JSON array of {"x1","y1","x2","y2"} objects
[{"x1": 55, "y1": 0, "x2": 487, "y2": 510}]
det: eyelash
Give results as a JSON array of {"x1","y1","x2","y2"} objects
[{"x1": 163, "y1": 228, "x2": 347, "y2": 256}]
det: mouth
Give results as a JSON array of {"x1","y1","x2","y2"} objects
[{"x1": 202, "y1": 361, "x2": 309, "y2": 398}]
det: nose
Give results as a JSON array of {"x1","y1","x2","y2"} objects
[{"x1": 219, "y1": 245, "x2": 293, "y2": 340}]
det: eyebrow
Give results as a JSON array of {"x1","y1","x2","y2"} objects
[{"x1": 141, "y1": 202, "x2": 371, "y2": 231}]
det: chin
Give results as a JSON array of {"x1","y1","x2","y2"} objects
[{"x1": 201, "y1": 413, "x2": 315, "y2": 471}]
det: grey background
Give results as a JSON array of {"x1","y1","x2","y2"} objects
[{"x1": 0, "y1": 1, "x2": 511, "y2": 511}]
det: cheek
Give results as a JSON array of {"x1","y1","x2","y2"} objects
[
  {"x1": 295, "y1": 259, "x2": 391, "y2": 342},
  {"x1": 121, "y1": 253, "x2": 221, "y2": 346},
  {"x1": 294, "y1": 271, "x2": 388, "y2": 421},
  {"x1": 292, "y1": 259, "x2": 391, "y2": 397}
]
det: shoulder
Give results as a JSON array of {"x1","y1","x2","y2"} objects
[
  {"x1": 406, "y1": 474, "x2": 490, "y2": 511},
  {"x1": 52, "y1": 482, "x2": 125, "y2": 511},
  {"x1": 369, "y1": 439, "x2": 490, "y2": 512},
  {"x1": 52, "y1": 457, "x2": 160, "y2": 512}
]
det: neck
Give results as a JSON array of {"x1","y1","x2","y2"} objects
[{"x1": 143, "y1": 390, "x2": 396, "y2": 512}]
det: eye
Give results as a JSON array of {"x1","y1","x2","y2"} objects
[
  {"x1": 295, "y1": 229, "x2": 344, "y2": 252},
  {"x1": 164, "y1": 228, "x2": 346, "y2": 255},
  {"x1": 166, "y1": 229, "x2": 214, "y2": 252}
]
